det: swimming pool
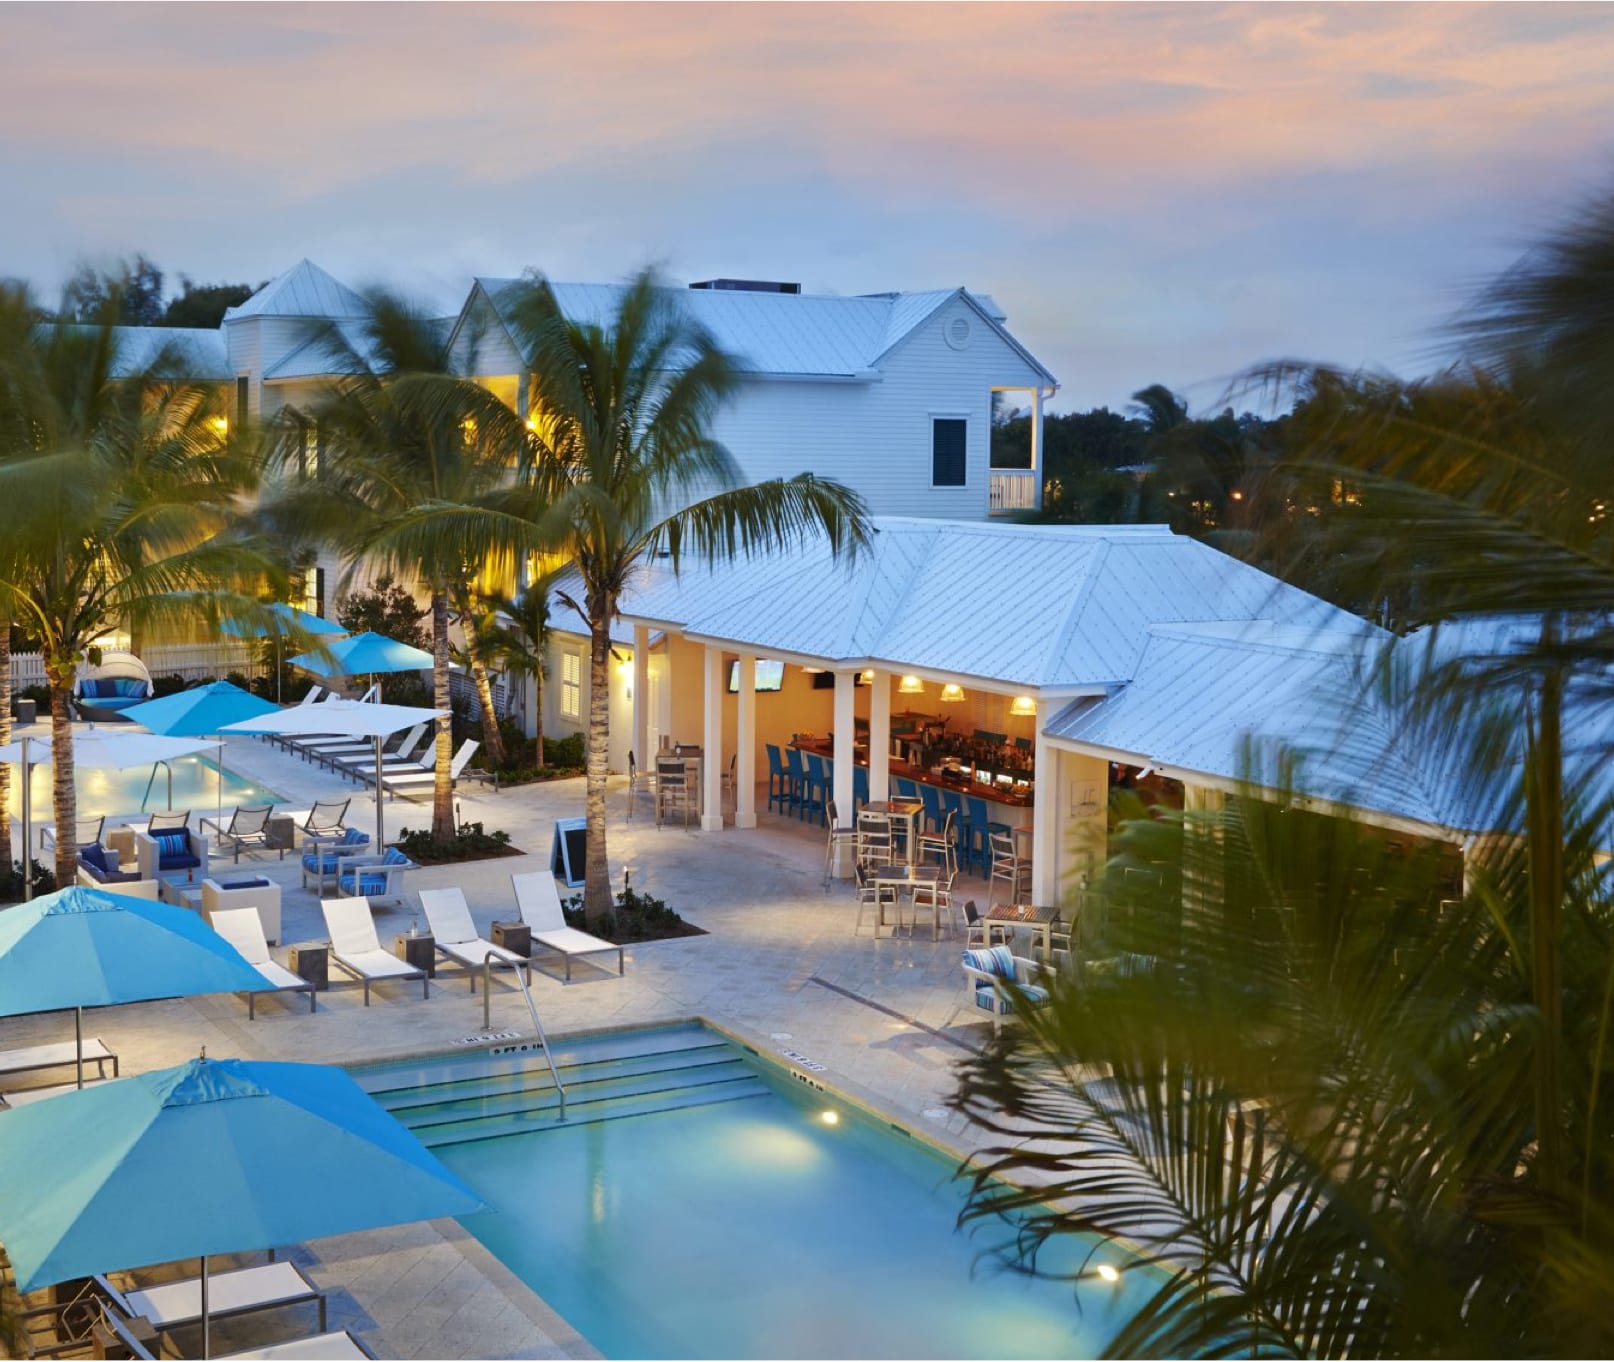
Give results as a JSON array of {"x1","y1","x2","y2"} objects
[
  {"x1": 357, "y1": 1024, "x2": 1154, "y2": 1359},
  {"x1": 5, "y1": 754, "x2": 282, "y2": 818}
]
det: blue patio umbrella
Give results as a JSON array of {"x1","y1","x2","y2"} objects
[
  {"x1": 220, "y1": 603, "x2": 347, "y2": 703},
  {"x1": 121, "y1": 681, "x2": 282, "y2": 825},
  {"x1": 0, "y1": 1056, "x2": 482, "y2": 1356},
  {"x1": 288, "y1": 630, "x2": 434, "y2": 688},
  {"x1": 0, "y1": 886, "x2": 264, "y2": 1086}
]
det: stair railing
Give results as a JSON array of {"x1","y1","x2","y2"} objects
[{"x1": 483, "y1": 952, "x2": 567, "y2": 1121}]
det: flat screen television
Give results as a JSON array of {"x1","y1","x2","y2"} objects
[{"x1": 727, "y1": 659, "x2": 785, "y2": 693}]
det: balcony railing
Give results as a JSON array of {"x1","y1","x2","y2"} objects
[{"x1": 988, "y1": 469, "x2": 1039, "y2": 515}]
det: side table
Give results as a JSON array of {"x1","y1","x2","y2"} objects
[
  {"x1": 264, "y1": 815, "x2": 296, "y2": 858},
  {"x1": 288, "y1": 944, "x2": 329, "y2": 991},
  {"x1": 395, "y1": 932, "x2": 436, "y2": 976},
  {"x1": 491, "y1": 921, "x2": 532, "y2": 957}
]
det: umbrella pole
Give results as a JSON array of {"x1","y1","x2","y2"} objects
[
  {"x1": 75, "y1": 1005, "x2": 84, "y2": 1089},
  {"x1": 374, "y1": 734, "x2": 384, "y2": 850},
  {"x1": 201, "y1": 1254, "x2": 211, "y2": 1359},
  {"x1": 21, "y1": 733, "x2": 31, "y2": 903}
]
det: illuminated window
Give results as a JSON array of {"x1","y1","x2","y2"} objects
[{"x1": 560, "y1": 647, "x2": 583, "y2": 720}]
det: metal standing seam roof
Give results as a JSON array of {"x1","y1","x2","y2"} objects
[
  {"x1": 473, "y1": 279, "x2": 1057, "y2": 384},
  {"x1": 223, "y1": 259, "x2": 369, "y2": 322},
  {"x1": 1042, "y1": 623, "x2": 1456, "y2": 831},
  {"x1": 615, "y1": 518, "x2": 1371, "y2": 691},
  {"x1": 89, "y1": 326, "x2": 230, "y2": 381}
]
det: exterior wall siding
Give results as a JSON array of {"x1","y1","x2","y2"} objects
[{"x1": 706, "y1": 295, "x2": 1046, "y2": 520}]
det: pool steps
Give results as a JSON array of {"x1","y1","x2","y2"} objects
[{"x1": 357, "y1": 1023, "x2": 771, "y2": 1148}]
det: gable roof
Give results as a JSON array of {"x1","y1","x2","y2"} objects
[
  {"x1": 618, "y1": 518, "x2": 1365, "y2": 691},
  {"x1": 467, "y1": 279, "x2": 1057, "y2": 384},
  {"x1": 223, "y1": 260, "x2": 368, "y2": 323}
]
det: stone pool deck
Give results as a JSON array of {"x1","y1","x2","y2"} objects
[{"x1": 2, "y1": 732, "x2": 1014, "y2": 1360}]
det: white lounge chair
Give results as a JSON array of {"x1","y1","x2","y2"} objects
[
  {"x1": 209, "y1": 908, "x2": 315, "y2": 1019},
  {"x1": 321, "y1": 896, "x2": 429, "y2": 1005},
  {"x1": 419, "y1": 887, "x2": 530, "y2": 990},
  {"x1": 510, "y1": 869, "x2": 624, "y2": 982},
  {"x1": 309, "y1": 724, "x2": 427, "y2": 771},
  {"x1": 101, "y1": 1260, "x2": 327, "y2": 1335},
  {"x1": 383, "y1": 740, "x2": 481, "y2": 798}
]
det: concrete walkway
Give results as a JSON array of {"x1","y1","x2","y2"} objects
[{"x1": 3, "y1": 732, "x2": 1012, "y2": 1359}]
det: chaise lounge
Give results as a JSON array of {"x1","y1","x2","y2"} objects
[
  {"x1": 207, "y1": 908, "x2": 312, "y2": 1018},
  {"x1": 320, "y1": 896, "x2": 428, "y2": 1005},
  {"x1": 510, "y1": 869, "x2": 624, "y2": 982},
  {"x1": 419, "y1": 888, "x2": 530, "y2": 990}
]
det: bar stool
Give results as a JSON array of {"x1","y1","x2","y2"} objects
[
  {"x1": 765, "y1": 744, "x2": 796, "y2": 815},
  {"x1": 627, "y1": 750, "x2": 656, "y2": 821},
  {"x1": 893, "y1": 776, "x2": 920, "y2": 801},
  {"x1": 988, "y1": 829, "x2": 1032, "y2": 903},
  {"x1": 803, "y1": 753, "x2": 829, "y2": 826},
  {"x1": 918, "y1": 783, "x2": 943, "y2": 835},
  {"x1": 852, "y1": 764, "x2": 870, "y2": 812},
  {"x1": 966, "y1": 796, "x2": 1011, "y2": 876},
  {"x1": 785, "y1": 747, "x2": 809, "y2": 819},
  {"x1": 656, "y1": 756, "x2": 693, "y2": 829}
]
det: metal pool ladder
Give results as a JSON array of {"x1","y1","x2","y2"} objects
[{"x1": 482, "y1": 951, "x2": 567, "y2": 1121}]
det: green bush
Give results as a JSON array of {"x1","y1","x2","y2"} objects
[
  {"x1": 545, "y1": 733, "x2": 585, "y2": 768},
  {"x1": 150, "y1": 673, "x2": 189, "y2": 697},
  {"x1": 0, "y1": 858, "x2": 57, "y2": 903},
  {"x1": 560, "y1": 883, "x2": 698, "y2": 942},
  {"x1": 394, "y1": 820, "x2": 517, "y2": 864},
  {"x1": 16, "y1": 683, "x2": 50, "y2": 709}
]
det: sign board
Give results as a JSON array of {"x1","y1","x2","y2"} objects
[{"x1": 552, "y1": 817, "x2": 587, "y2": 887}]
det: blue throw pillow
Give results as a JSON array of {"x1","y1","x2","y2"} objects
[
  {"x1": 113, "y1": 678, "x2": 146, "y2": 698},
  {"x1": 79, "y1": 844, "x2": 109, "y2": 873},
  {"x1": 219, "y1": 878, "x2": 266, "y2": 891},
  {"x1": 962, "y1": 944, "x2": 1016, "y2": 980}
]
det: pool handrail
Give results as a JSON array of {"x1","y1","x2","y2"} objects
[{"x1": 483, "y1": 950, "x2": 567, "y2": 1122}]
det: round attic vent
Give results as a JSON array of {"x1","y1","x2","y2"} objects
[{"x1": 944, "y1": 316, "x2": 972, "y2": 350}]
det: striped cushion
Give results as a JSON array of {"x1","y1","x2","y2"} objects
[
  {"x1": 973, "y1": 982, "x2": 1048, "y2": 1015},
  {"x1": 961, "y1": 944, "x2": 1016, "y2": 980}
]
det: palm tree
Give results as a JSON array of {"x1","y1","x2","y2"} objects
[
  {"x1": 0, "y1": 288, "x2": 277, "y2": 885},
  {"x1": 265, "y1": 293, "x2": 529, "y2": 841},
  {"x1": 953, "y1": 189, "x2": 1614, "y2": 1356},
  {"x1": 468, "y1": 575, "x2": 558, "y2": 769},
  {"x1": 450, "y1": 584, "x2": 508, "y2": 770},
  {"x1": 404, "y1": 269, "x2": 870, "y2": 922}
]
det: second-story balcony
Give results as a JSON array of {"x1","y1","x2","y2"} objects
[{"x1": 988, "y1": 469, "x2": 1040, "y2": 515}]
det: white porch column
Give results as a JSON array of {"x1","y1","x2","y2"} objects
[
  {"x1": 868, "y1": 669, "x2": 891, "y2": 803},
  {"x1": 735, "y1": 654, "x2": 758, "y2": 829},
  {"x1": 1032, "y1": 727, "x2": 1060, "y2": 905},
  {"x1": 833, "y1": 670, "x2": 855, "y2": 822},
  {"x1": 1031, "y1": 387, "x2": 1045, "y2": 513},
  {"x1": 632, "y1": 624, "x2": 650, "y2": 769},
  {"x1": 702, "y1": 645, "x2": 724, "y2": 831}
]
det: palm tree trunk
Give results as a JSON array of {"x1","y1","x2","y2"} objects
[
  {"x1": 46, "y1": 659, "x2": 76, "y2": 889},
  {"x1": 1527, "y1": 653, "x2": 1566, "y2": 1196},
  {"x1": 459, "y1": 601, "x2": 506, "y2": 768},
  {"x1": 534, "y1": 671, "x2": 545, "y2": 769},
  {"x1": 0, "y1": 622, "x2": 13, "y2": 881},
  {"x1": 430, "y1": 590, "x2": 454, "y2": 843},
  {"x1": 583, "y1": 593, "x2": 613, "y2": 927}
]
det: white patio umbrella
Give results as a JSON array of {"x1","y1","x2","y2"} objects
[
  {"x1": 0, "y1": 729, "x2": 224, "y2": 901},
  {"x1": 221, "y1": 699, "x2": 445, "y2": 850}
]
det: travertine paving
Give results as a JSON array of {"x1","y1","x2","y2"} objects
[{"x1": 3, "y1": 733, "x2": 1009, "y2": 1359}]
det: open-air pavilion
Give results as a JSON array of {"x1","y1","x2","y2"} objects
[{"x1": 615, "y1": 517, "x2": 1384, "y2": 901}]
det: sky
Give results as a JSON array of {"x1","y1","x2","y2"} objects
[{"x1": 2, "y1": 2, "x2": 1612, "y2": 411}]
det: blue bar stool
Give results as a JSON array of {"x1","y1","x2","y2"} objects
[
  {"x1": 966, "y1": 796, "x2": 1010, "y2": 876},
  {"x1": 785, "y1": 747, "x2": 809, "y2": 820},
  {"x1": 893, "y1": 776, "x2": 920, "y2": 801},
  {"x1": 803, "y1": 753, "x2": 829, "y2": 826},
  {"x1": 766, "y1": 744, "x2": 795, "y2": 815},
  {"x1": 852, "y1": 764, "x2": 870, "y2": 813},
  {"x1": 918, "y1": 783, "x2": 943, "y2": 834}
]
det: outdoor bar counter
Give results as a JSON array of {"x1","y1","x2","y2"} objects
[{"x1": 789, "y1": 736, "x2": 1034, "y2": 810}]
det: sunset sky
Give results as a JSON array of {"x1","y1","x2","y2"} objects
[{"x1": 3, "y1": 2, "x2": 1612, "y2": 409}]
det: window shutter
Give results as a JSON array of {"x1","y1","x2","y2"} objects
[
  {"x1": 932, "y1": 418, "x2": 967, "y2": 487},
  {"x1": 235, "y1": 376, "x2": 249, "y2": 427}
]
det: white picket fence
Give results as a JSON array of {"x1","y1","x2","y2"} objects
[{"x1": 9, "y1": 642, "x2": 261, "y2": 691}]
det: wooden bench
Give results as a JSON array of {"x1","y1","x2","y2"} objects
[{"x1": 0, "y1": 1038, "x2": 119, "y2": 1084}]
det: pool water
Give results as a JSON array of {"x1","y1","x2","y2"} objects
[
  {"x1": 5, "y1": 754, "x2": 282, "y2": 819},
  {"x1": 358, "y1": 1025, "x2": 1154, "y2": 1359}
]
